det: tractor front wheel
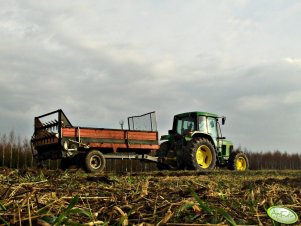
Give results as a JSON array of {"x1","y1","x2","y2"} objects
[
  {"x1": 84, "y1": 150, "x2": 106, "y2": 173},
  {"x1": 184, "y1": 138, "x2": 216, "y2": 170},
  {"x1": 228, "y1": 151, "x2": 249, "y2": 171}
]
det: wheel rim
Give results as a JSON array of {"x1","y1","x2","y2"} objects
[
  {"x1": 196, "y1": 145, "x2": 212, "y2": 168},
  {"x1": 90, "y1": 155, "x2": 102, "y2": 169},
  {"x1": 236, "y1": 156, "x2": 247, "y2": 171}
]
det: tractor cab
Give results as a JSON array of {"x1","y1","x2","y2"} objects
[
  {"x1": 168, "y1": 112, "x2": 225, "y2": 147},
  {"x1": 172, "y1": 112, "x2": 221, "y2": 138},
  {"x1": 158, "y1": 111, "x2": 248, "y2": 171}
]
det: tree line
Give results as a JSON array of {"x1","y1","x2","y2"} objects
[
  {"x1": 0, "y1": 131, "x2": 35, "y2": 169},
  {"x1": 245, "y1": 150, "x2": 301, "y2": 170},
  {"x1": 0, "y1": 131, "x2": 300, "y2": 170}
]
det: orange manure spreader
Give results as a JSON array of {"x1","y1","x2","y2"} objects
[{"x1": 31, "y1": 109, "x2": 159, "y2": 172}]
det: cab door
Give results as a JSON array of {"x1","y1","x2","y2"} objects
[{"x1": 207, "y1": 117, "x2": 218, "y2": 147}]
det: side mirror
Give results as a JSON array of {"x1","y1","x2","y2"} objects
[{"x1": 222, "y1": 117, "x2": 226, "y2": 125}]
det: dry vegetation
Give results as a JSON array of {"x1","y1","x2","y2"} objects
[{"x1": 0, "y1": 168, "x2": 300, "y2": 226}]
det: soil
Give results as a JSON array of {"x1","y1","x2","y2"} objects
[{"x1": 0, "y1": 168, "x2": 300, "y2": 225}]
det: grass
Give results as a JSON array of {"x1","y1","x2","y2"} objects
[{"x1": 0, "y1": 168, "x2": 300, "y2": 225}]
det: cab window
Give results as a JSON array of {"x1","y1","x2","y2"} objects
[
  {"x1": 198, "y1": 116, "x2": 207, "y2": 133},
  {"x1": 176, "y1": 117, "x2": 195, "y2": 135},
  {"x1": 208, "y1": 117, "x2": 217, "y2": 141}
]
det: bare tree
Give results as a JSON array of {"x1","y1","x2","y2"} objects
[
  {"x1": 1, "y1": 133, "x2": 7, "y2": 166},
  {"x1": 8, "y1": 131, "x2": 16, "y2": 168},
  {"x1": 16, "y1": 135, "x2": 22, "y2": 168},
  {"x1": 23, "y1": 137, "x2": 29, "y2": 169}
]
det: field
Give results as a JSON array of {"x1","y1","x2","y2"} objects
[{"x1": 0, "y1": 168, "x2": 300, "y2": 226}]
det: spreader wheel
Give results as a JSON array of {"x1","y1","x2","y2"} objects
[{"x1": 84, "y1": 150, "x2": 106, "y2": 173}]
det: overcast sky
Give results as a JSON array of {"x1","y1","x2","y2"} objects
[{"x1": 1, "y1": 0, "x2": 301, "y2": 153}]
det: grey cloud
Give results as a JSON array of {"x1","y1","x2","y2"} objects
[{"x1": 1, "y1": 1, "x2": 301, "y2": 154}]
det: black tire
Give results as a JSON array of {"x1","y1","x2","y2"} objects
[
  {"x1": 156, "y1": 142, "x2": 172, "y2": 170},
  {"x1": 228, "y1": 151, "x2": 249, "y2": 171},
  {"x1": 84, "y1": 150, "x2": 106, "y2": 173},
  {"x1": 184, "y1": 137, "x2": 216, "y2": 170}
]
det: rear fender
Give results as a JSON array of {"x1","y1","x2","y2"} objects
[
  {"x1": 161, "y1": 133, "x2": 180, "y2": 143},
  {"x1": 160, "y1": 134, "x2": 170, "y2": 141},
  {"x1": 190, "y1": 132, "x2": 216, "y2": 149}
]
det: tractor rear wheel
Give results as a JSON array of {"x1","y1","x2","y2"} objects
[
  {"x1": 228, "y1": 151, "x2": 249, "y2": 171},
  {"x1": 84, "y1": 150, "x2": 106, "y2": 173},
  {"x1": 184, "y1": 138, "x2": 216, "y2": 170}
]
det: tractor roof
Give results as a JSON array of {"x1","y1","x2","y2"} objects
[{"x1": 175, "y1": 111, "x2": 219, "y2": 118}]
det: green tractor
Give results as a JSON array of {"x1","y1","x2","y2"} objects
[{"x1": 157, "y1": 111, "x2": 249, "y2": 171}]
